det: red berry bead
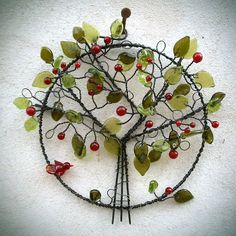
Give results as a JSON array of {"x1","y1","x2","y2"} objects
[
  {"x1": 145, "y1": 120, "x2": 153, "y2": 128},
  {"x1": 184, "y1": 127, "x2": 191, "y2": 134},
  {"x1": 63, "y1": 162, "x2": 72, "y2": 170},
  {"x1": 146, "y1": 75, "x2": 152, "y2": 82},
  {"x1": 57, "y1": 132, "x2": 65, "y2": 140},
  {"x1": 52, "y1": 68, "x2": 58, "y2": 75},
  {"x1": 116, "y1": 106, "x2": 127, "y2": 116},
  {"x1": 114, "y1": 64, "x2": 123, "y2": 72},
  {"x1": 26, "y1": 106, "x2": 36, "y2": 116},
  {"x1": 44, "y1": 77, "x2": 52, "y2": 85},
  {"x1": 211, "y1": 121, "x2": 219, "y2": 128},
  {"x1": 55, "y1": 165, "x2": 65, "y2": 176},
  {"x1": 90, "y1": 141, "x2": 100, "y2": 151},
  {"x1": 104, "y1": 36, "x2": 111, "y2": 45},
  {"x1": 165, "y1": 93, "x2": 173, "y2": 101},
  {"x1": 176, "y1": 120, "x2": 182, "y2": 127},
  {"x1": 61, "y1": 62, "x2": 67, "y2": 70},
  {"x1": 75, "y1": 62, "x2": 81, "y2": 69},
  {"x1": 165, "y1": 187, "x2": 173, "y2": 195},
  {"x1": 96, "y1": 84, "x2": 103, "y2": 92},
  {"x1": 91, "y1": 44, "x2": 101, "y2": 54},
  {"x1": 88, "y1": 89, "x2": 95, "y2": 96},
  {"x1": 147, "y1": 57, "x2": 153, "y2": 63},
  {"x1": 169, "y1": 150, "x2": 178, "y2": 159},
  {"x1": 136, "y1": 63, "x2": 142, "y2": 70},
  {"x1": 193, "y1": 52, "x2": 203, "y2": 63},
  {"x1": 190, "y1": 122, "x2": 196, "y2": 128}
]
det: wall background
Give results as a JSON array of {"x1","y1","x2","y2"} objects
[{"x1": 0, "y1": 0, "x2": 236, "y2": 235}]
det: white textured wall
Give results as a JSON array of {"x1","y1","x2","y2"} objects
[{"x1": 0, "y1": 0, "x2": 236, "y2": 235}]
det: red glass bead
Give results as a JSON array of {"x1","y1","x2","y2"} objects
[
  {"x1": 165, "y1": 187, "x2": 173, "y2": 195},
  {"x1": 61, "y1": 62, "x2": 67, "y2": 70},
  {"x1": 176, "y1": 120, "x2": 182, "y2": 127},
  {"x1": 44, "y1": 77, "x2": 52, "y2": 85},
  {"x1": 52, "y1": 68, "x2": 58, "y2": 75},
  {"x1": 193, "y1": 52, "x2": 203, "y2": 63},
  {"x1": 96, "y1": 84, "x2": 103, "y2": 92},
  {"x1": 114, "y1": 64, "x2": 123, "y2": 72},
  {"x1": 55, "y1": 165, "x2": 65, "y2": 176},
  {"x1": 147, "y1": 57, "x2": 153, "y2": 63},
  {"x1": 184, "y1": 127, "x2": 191, "y2": 134},
  {"x1": 88, "y1": 89, "x2": 95, "y2": 96},
  {"x1": 63, "y1": 162, "x2": 72, "y2": 170},
  {"x1": 46, "y1": 164, "x2": 56, "y2": 174},
  {"x1": 169, "y1": 150, "x2": 178, "y2": 159},
  {"x1": 165, "y1": 93, "x2": 173, "y2": 100},
  {"x1": 136, "y1": 63, "x2": 142, "y2": 70},
  {"x1": 57, "y1": 132, "x2": 65, "y2": 140},
  {"x1": 90, "y1": 141, "x2": 100, "y2": 151},
  {"x1": 116, "y1": 106, "x2": 127, "y2": 116},
  {"x1": 75, "y1": 62, "x2": 81, "y2": 69},
  {"x1": 211, "y1": 121, "x2": 219, "y2": 128},
  {"x1": 145, "y1": 120, "x2": 153, "y2": 128},
  {"x1": 26, "y1": 106, "x2": 36, "y2": 116},
  {"x1": 146, "y1": 75, "x2": 152, "y2": 82},
  {"x1": 91, "y1": 44, "x2": 101, "y2": 54},
  {"x1": 190, "y1": 122, "x2": 196, "y2": 128},
  {"x1": 104, "y1": 36, "x2": 111, "y2": 44}
]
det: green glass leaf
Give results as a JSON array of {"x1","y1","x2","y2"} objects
[
  {"x1": 168, "y1": 130, "x2": 180, "y2": 149},
  {"x1": 72, "y1": 133, "x2": 85, "y2": 157},
  {"x1": 173, "y1": 36, "x2": 190, "y2": 58},
  {"x1": 173, "y1": 84, "x2": 191, "y2": 96},
  {"x1": 138, "y1": 49, "x2": 154, "y2": 68},
  {"x1": 24, "y1": 117, "x2": 38, "y2": 132},
  {"x1": 134, "y1": 157, "x2": 150, "y2": 176},
  {"x1": 180, "y1": 130, "x2": 203, "y2": 139},
  {"x1": 75, "y1": 145, "x2": 86, "y2": 159},
  {"x1": 210, "y1": 92, "x2": 225, "y2": 103},
  {"x1": 87, "y1": 75, "x2": 103, "y2": 95},
  {"x1": 40, "y1": 47, "x2": 54, "y2": 64},
  {"x1": 148, "y1": 149, "x2": 161, "y2": 162},
  {"x1": 88, "y1": 68, "x2": 105, "y2": 79},
  {"x1": 73, "y1": 26, "x2": 86, "y2": 43},
  {"x1": 90, "y1": 189, "x2": 101, "y2": 202},
  {"x1": 82, "y1": 22, "x2": 100, "y2": 44},
  {"x1": 137, "y1": 105, "x2": 156, "y2": 116},
  {"x1": 142, "y1": 91, "x2": 156, "y2": 109},
  {"x1": 174, "y1": 189, "x2": 194, "y2": 203},
  {"x1": 53, "y1": 55, "x2": 63, "y2": 69},
  {"x1": 32, "y1": 71, "x2": 54, "y2": 89},
  {"x1": 207, "y1": 101, "x2": 221, "y2": 113},
  {"x1": 51, "y1": 102, "x2": 64, "y2": 121},
  {"x1": 104, "y1": 136, "x2": 121, "y2": 156},
  {"x1": 65, "y1": 110, "x2": 83, "y2": 124},
  {"x1": 118, "y1": 52, "x2": 136, "y2": 71},
  {"x1": 202, "y1": 126, "x2": 214, "y2": 144},
  {"x1": 134, "y1": 142, "x2": 148, "y2": 163},
  {"x1": 168, "y1": 95, "x2": 188, "y2": 110},
  {"x1": 13, "y1": 97, "x2": 30, "y2": 109},
  {"x1": 62, "y1": 74, "x2": 76, "y2": 88},
  {"x1": 152, "y1": 140, "x2": 170, "y2": 152},
  {"x1": 184, "y1": 38, "x2": 197, "y2": 59},
  {"x1": 138, "y1": 71, "x2": 152, "y2": 87},
  {"x1": 60, "y1": 41, "x2": 81, "y2": 59},
  {"x1": 101, "y1": 117, "x2": 121, "y2": 135},
  {"x1": 194, "y1": 71, "x2": 215, "y2": 88},
  {"x1": 106, "y1": 90, "x2": 123, "y2": 103},
  {"x1": 148, "y1": 180, "x2": 158, "y2": 193},
  {"x1": 164, "y1": 66, "x2": 183, "y2": 85},
  {"x1": 110, "y1": 19, "x2": 123, "y2": 38}
]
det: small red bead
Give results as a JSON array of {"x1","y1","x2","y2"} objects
[
  {"x1": 165, "y1": 187, "x2": 173, "y2": 195},
  {"x1": 184, "y1": 127, "x2": 191, "y2": 134},
  {"x1": 136, "y1": 63, "x2": 142, "y2": 70},
  {"x1": 26, "y1": 106, "x2": 36, "y2": 116},
  {"x1": 104, "y1": 36, "x2": 111, "y2": 45},
  {"x1": 75, "y1": 62, "x2": 81, "y2": 69},
  {"x1": 190, "y1": 122, "x2": 196, "y2": 128},
  {"x1": 193, "y1": 52, "x2": 203, "y2": 63},
  {"x1": 61, "y1": 62, "x2": 67, "y2": 70},
  {"x1": 96, "y1": 84, "x2": 103, "y2": 92},
  {"x1": 91, "y1": 44, "x2": 101, "y2": 54},
  {"x1": 211, "y1": 121, "x2": 219, "y2": 128},
  {"x1": 176, "y1": 120, "x2": 182, "y2": 127},
  {"x1": 57, "y1": 132, "x2": 65, "y2": 140},
  {"x1": 165, "y1": 93, "x2": 173, "y2": 101},
  {"x1": 52, "y1": 68, "x2": 58, "y2": 75},
  {"x1": 44, "y1": 77, "x2": 52, "y2": 85},
  {"x1": 90, "y1": 141, "x2": 100, "y2": 151},
  {"x1": 114, "y1": 64, "x2": 123, "y2": 72},
  {"x1": 145, "y1": 120, "x2": 153, "y2": 128},
  {"x1": 88, "y1": 89, "x2": 95, "y2": 96},
  {"x1": 169, "y1": 150, "x2": 178, "y2": 159},
  {"x1": 116, "y1": 106, "x2": 127, "y2": 116},
  {"x1": 146, "y1": 75, "x2": 152, "y2": 82},
  {"x1": 147, "y1": 57, "x2": 153, "y2": 63}
]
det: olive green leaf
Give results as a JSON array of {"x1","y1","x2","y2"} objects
[
  {"x1": 137, "y1": 105, "x2": 156, "y2": 116},
  {"x1": 173, "y1": 84, "x2": 191, "y2": 96},
  {"x1": 32, "y1": 71, "x2": 54, "y2": 89},
  {"x1": 72, "y1": 133, "x2": 85, "y2": 157},
  {"x1": 53, "y1": 55, "x2": 63, "y2": 69},
  {"x1": 65, "y1": 110, "x2": 83, "y2": 124},
  {"x1": 148, "y1": 149, "x2": 162, "y2": 162},
  {"x1": 168, "y1": 130, "x2": 180, "y2": 149},
  {"x1": 82, "y1": 22, "x2": 100, "y2": 44},
  {"x1": 73, "y1": 26, "x2": 86, "y2": 43},
  {"x1": 40, "y1": 47, "x2": 54, "y2": 64},
  {"x1": 13, "y1": 97, "x2": 30, "y2": 109},
  {"x1": 148, "y1": 180, "x2": 158, "y2": 193},
  {"x1": 110, "y1": 19, "x2": 124, "y2": 38},
  {"x1": 210, "y1": 92, "x2": 225, "y2": 103},
  {"x1": 24, "y1": 117, "x2": 38, "y2": 132},
  {"x1": 194, "y1": 71, "x2": 215, "y2": 88},
  {"x1": 142, "y1": 91, "x2": 156, "y2": 109},
  {"x1": 62, "y1": 74, "x2": 76, "y2": 88},
  {"x1": 134, "y1": 157, "x2": 150, "y2": 176},
  {"x1": 118, "y1": 52, "x2": 136, "y2": 71},
  {"x1": 173, "y1": 36, "x2": 190, "y2": 58},
  {"x1": 134, "y1": 142, "x2": 148, "y2": 163},
  {"x1": 101, "y1": 117, "x2": 121, "y2": 135},
  {"x1": 60, "y1": 41, "x2": 81, "y2": 59},
  {"x1": 184, "y1": 38, "x2": 197, "y2": 59},
  {"x1": 152, "y1": 139, "x2": 170, "y2": 152},
  {"x1": 90, "y1": 189, "x2": 101, "y2": 202},
  {"x1": 51, "y1": 102, "x2": 64, "y2": 121},
  {"x1": 207, "y1": 92, "x2": 225, "y2": 113},
  {"x1": 104, "y1": 136, "x2": 121, "y2": 156},
  {"x1": 168, "y1": 95, "x2": 188, "y2": 110},
  {"x1": 106, "y1": 90, "x2": 123, "y2": 103},
  {"x1": 164, "y1": 66, "x2": 183, "y2": 85},
  {"x1": 202, "y1": 126, "x2": 214, "y2": 144},
  {"x1": 174, "y1": 189, "x2": 194, "y2": 203}
]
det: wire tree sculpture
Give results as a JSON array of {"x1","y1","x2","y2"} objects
[{"x1": 13, "y1": 8, "x2": 225, "y2": 224}]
